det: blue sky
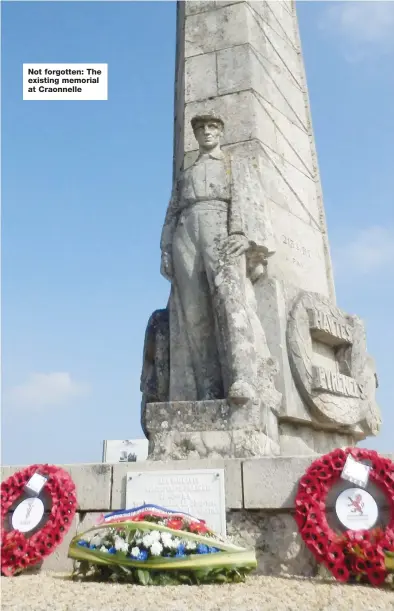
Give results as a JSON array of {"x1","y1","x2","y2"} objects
[{"x1": 2, "y1": 1, "x2": 393, "y2": 466}]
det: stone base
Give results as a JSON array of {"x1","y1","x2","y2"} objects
[
  {"x1": 2, "y1": 454, "x2": 393, "y2": 574},
  {"x1": 144, "y1": 400, "x2": 363, "y2": 459},
  {"x1": 144, "y1": 399, "x2": 280, "y2": 459}
]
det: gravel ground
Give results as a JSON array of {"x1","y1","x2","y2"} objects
[{"x1": 1, "y1": 573, "x2": 394, "y2": 611}]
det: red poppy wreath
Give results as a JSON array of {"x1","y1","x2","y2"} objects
[
  {"x1": 1, "y1": 464, "x2": 77, "y2": 576},
  {"x1": 294, "y1": 447, "x2": 394, "y2": 586}
]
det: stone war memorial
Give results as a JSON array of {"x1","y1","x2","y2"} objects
[
  {"x1": 141, "y1": 0, "x2": 381, "y2": 459},
  {"x1": 2, "y1": 0, "x2": 390, "y2": 579}
]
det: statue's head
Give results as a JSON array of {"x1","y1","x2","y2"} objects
[{"x1": 191, "y1": 113, "x2": 224, "y2": 152}]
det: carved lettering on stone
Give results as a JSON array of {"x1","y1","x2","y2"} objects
[
  {"x1": 125, "y1": 469, "x2": 226, "y2": 534},
  {"x1": 312, "y1": 366, "x2": 360, "y2": 398},
  {"x1": 307, "y1": 308, "x2": 352, "y2": 346},
  {"x1": 287, "y1": 291, "x2": 381, "y2": 434}
]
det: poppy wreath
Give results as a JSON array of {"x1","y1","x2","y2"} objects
[
  {"x1": 294, "y1": 447, "x2": 394, "y2": 586},
  {"x1": 1, "y1": 464, "x2": 77, "y2": 576}
]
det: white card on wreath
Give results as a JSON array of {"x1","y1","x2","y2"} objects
[
  {"x1": 341, "y1": 455, "x2": 370, "y2": 488},
  {"x1": 24, "y1": 472, "x2": 47, "y2": 496}
]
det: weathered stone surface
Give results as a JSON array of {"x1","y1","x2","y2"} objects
[
  {"x1": 227, "y1": 510, "x2": 317, "y2": 576},
  {"x1": 66, "y1": 464, "x2": 112, "y2": 510},
  {"x1": 243, "y1": 456, "x2": 316, "y2": 509},
  {"x1": 77, "y1": 511, "x2": 103, "y2": 534},
  {"x1": 286, "y1": 291, "x2": 381, "y2": 435},
  {"x1": 111, "y1": 458, "x2": 243, "y2": 510},
  {"x1": 185, "y1": 52, "x2": 217, "y2": 102},
  {"x1": 41, "y1": 514, "x2": 77, "y2": 572}
]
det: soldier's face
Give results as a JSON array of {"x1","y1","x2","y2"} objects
[{"x1": 194, "y1": 121, "x2": 222, "y2": 150}]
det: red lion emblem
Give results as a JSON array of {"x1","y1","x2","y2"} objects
[{"x1": 348, "y1": 493, "x2": 364, "y2": 514}]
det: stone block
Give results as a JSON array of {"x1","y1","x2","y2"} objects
[
  {"x1": 265, "y1": 199, "x2": 330, "y2": 296},
  {"x1": 185, "y1": 3, "x2": 251, "y2": 58},
  {"x1": 111, "y1": 458, "x2": 242, "y2": 510},
  {"x1": 279, "y1": 424, "x2": 355, "y2": 456},
  {"x1": 217, "y1": 44, "x2": 307, "y2": 131},
  {"x1": 185, "y1": 52, "x2": 218, "y2": 103},
  {"x1": 185, "y1": 0, "x2": 216, "y2": 16},
  {"x1": 249, "y1": 0, "x2": 298, "y2": 47},
  {"x1": 77, "y1": 511, "x2": 103, "y2": 534},
  {"x1": 243, "y1": 456, "x2": 316, "y2": 509},
  {"x1": 265, "y1": 102, "x2": 314, "y2": 177},
  {"x1": 246, "y1": 4, "x2": 302, "y2": 91},
  {"x1": 64, "y1": 464, "x2": 112, "y2": 511},
  {"x1": 227, "y1": 510, "x2": 316, "y2": 576}
]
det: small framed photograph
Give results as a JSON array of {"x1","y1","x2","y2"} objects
[{"x1": 102, "y1": 439, "x2": 149, "y2": 463}]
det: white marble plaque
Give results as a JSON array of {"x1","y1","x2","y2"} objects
[
  {"x1": 126, "y1": 469, "x2": 226, "y2": 535},
  {"x1": 102, "y1": 439, "x2": 148, "y2": 463}
]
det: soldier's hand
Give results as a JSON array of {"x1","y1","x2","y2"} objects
[
  {"x1": 160, "y1": 251, "x2": 173, "y2": 281},
  {"x1": 223, "y1": 234, "x2": 249, "y2": 257}
]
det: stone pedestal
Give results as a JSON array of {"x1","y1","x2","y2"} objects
[{"x1": 145, "y1": 399, "x2": 281, "y2": 459}]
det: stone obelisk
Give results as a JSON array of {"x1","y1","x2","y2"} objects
[{"x1": 141, "y1": 0, "x2": 381, "y2": 459}]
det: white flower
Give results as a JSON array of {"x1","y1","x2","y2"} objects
[
  {"x1": 99, "y1": 545, "x2": 108, "y2": 553},
  {"x1": 169, "y1": 537, "x2": 181, "y2": 550},
  {"x1": 150, "y1": 530, "x2": 161, "y2": 541},
  {"x1": 90, "y1": 534, "x2": 103, "y2": 547},
  {"x1": 160, "y1": 532, "x2": 173, "y2": 548},
  {"x1": 185, "y1": 540, "x2": 197, "y2": 550},
  {"x1": 142, "y1": 534, "x2": 152, "y2": 547},
  {"x1": 131, "y1": 546, "x2": 140, "y2": 557},
  {"x1": 114, "y1": 536, "x2": 124, "y2": 551},
  {"x1": 114, "y1": 536, "x2": 129, "y2": 553},
  {"x1": 150, "y1": 541, "x2": 163, "y2": 556}
]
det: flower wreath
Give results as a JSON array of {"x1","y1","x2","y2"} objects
[
  {"x1": 294, "y1": 447, "x2": 394, "y2": 585},
  {"x1": 1, "y1": 464, "x2": 77, "y2": 576}
]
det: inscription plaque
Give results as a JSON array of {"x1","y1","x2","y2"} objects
[{"x1": 126, "y1": 469, "x2": 226, "y2": 535}]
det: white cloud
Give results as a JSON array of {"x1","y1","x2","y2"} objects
[
  {"x1": 5, "y1": 372, "x2": 89, "y2": 410},
  {"x1": 333, "y1": 225, "x2": 394, "y2": 275},
  {"x1": 319, "y1": 1, "x2": 394, "y2": 60}
]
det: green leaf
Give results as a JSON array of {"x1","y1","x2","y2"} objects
[{"x1": 137, "y1": 569, "x2": 150, "y2": 585}]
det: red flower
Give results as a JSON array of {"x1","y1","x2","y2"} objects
[
  {"x1": 166, "y1": 518, "x2": 184, "y2": 530},
  {"x1": 366, "y1": 568, "x2": 386, "y2": 586},
  {"x1": 189, "y1": 521, "x2": 209, "y2": 535},
  {"x1": 331, "y1": 563, "x2": 350, "y2": 583}
]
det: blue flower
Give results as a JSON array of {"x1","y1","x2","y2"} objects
[
  {"x1": 89, "y1": 544, "x2": 97, "y2": 550},
  {"x1": 109, "y1": 547, "x2": 117, "y2": 554},
  {"x1": 130, "y1": 549, "x2": 149, "y2": 561},
  {"x1": 175, "y1": 544, "x2": 186, "y2": 558},
  {"x1": 77, "y1": 540, "x2": 89, "y2": 547},
  {"x1": 196, "y1": 544, "x2": 209, "y2": 554},
  {"x1": 208, "y1": 547, "x2": 219, "y2": 553}
]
